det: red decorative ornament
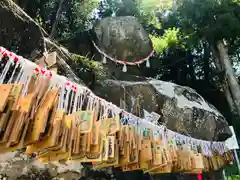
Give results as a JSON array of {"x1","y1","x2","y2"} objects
[
  {"x1": 14, "y1": 56, "x2": 19, "y2": 62},
  {"x1": 72, "y1": 84, "x2": 77, "y2": 91},
  {"x1": 49, "y1": 71, "x2": 53, "y2": 79},
  {"x1": 34, "y1": 67, "x2": 40, "y2": 73},
  {"x1": 197, "y1": 173, "x2": 202, "y2": 180},
  {"x1": 40, "y1": 69, "x2": 46, "y2": 75},
  {"x1": 3, "y1": 50, "x2": 9, "y2": 57}
]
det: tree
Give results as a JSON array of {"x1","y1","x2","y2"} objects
[
  {"x1": 20, "y1": 0, "x2": 98, "y2": 41},
  {"x1": 166, "y1": 0, "x2": 240, "y2": 119},
  {"x1": 50, "y1": 0, "x2": 65, "y2": 38}
]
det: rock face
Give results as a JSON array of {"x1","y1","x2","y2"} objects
[
  {"x1": 65, "y1": 16, "x2": 153, "y2": 65},
  {"x1": 93, "y1": 16, "x2": 153, "y2": 62},
  {"x1": 94, "y1": 79, "x2": 231, "y2": 141},
  {"x1": 0, "y1": 150, "x2": 83, "y2": 180},
  {"x1": 0, "y1": 0, "x2": 45, "y2": 58},
  {"x1": 63, "y1": 16, "x2": 155, "y2": 77},
  {"x1": 64, "y1": 16, "x2": 231, "y2": 141}
]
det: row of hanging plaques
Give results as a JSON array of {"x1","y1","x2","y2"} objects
[
  {"x1": 0, "y1": 81, "x2": 234, "y2": 174},
  {"x1": 0, "y1": 47, "x2": 234, "y2": 174}
]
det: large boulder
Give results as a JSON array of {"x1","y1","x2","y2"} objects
[
  {"x1": 65, "y1": 16, "x2": 154, "y2": 77},
  {"x1": 93, "y1": 16, "x2": 153, "y2": 62},
  {"x1": 66, "y1": 16, "x2": 231, "y2": 141},
  {"x1": 93, "y1": 79, "x2": 231, "y2": 141}
]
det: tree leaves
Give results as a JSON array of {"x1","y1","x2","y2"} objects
[{"x1": 24, "y1": 0, "x2": 98, "y2": 40}]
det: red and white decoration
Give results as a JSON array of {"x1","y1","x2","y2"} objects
[{"x1": 92, "y1": 41, "x2": 155, "y2": 72}]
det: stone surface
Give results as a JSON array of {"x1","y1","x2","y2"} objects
[
  {"x1": 64, "y1": 16, "x2": 155, "y2": 77},
  {"x1": 93, "y1": 79, "x2": 231, "y2": 141},
  {"x1": 0, "y1": 0, "x2": 45, "y2": 58},
  {"x1": 93, "y1": 16, "x2": 153, "y2": 62},
  {"x1": 0, "y1": 151, "x2": 83, "y2": 180}
]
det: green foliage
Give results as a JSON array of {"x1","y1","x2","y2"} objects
[
  {"x1": 37, "y1": 15, "x2": 43, "y2": 27},
  {"x1": 69, "y1": 0, "x2": 99, "y2": 31},
  {"x1": 232, "y1": 0, "x2": 240, "y2": 4},
  {"x1": 150, "y1": 34, "x2": 167, "y2": 53},
  {"x1": 97, "y1": 0, "x2": 140, "y2": 18},
  {"x1": 25, "y1": 0, "x2": 98, "y2": 40},
  {"x1": 97, "y1": 0, "x2": 180, "y2": 55},
  {"x1": 139, "y1": 0, "x2": 172, "y2": 13},
  {"x1": 150, "y1": 27, "x2": 184, "y2": 53},
  {"x1": 227, "y1": 175, "x2": 240, "y2": 180},
  {"x1": 55, "y1": 0, "x2": 98, "y2": 40},
  {"x1": 162, "y1": 28, "x2": 180, "y2": 46},
  {"x1": 168, "y1": 0, "x2": 240, "y2": 45},
  {"x1": 70, "y1": 54, "x2": 107, "y2": 84},
  {"x1": 71, "y1": 54, "x2": 105, "y2": 76},
  {"x1": 98, "y1": 0, "x2": 172, "y2": 30}
]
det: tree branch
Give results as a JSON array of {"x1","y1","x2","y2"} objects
[
  {"x1": 50, "y1": 0, "x2": 65, "y2": 38},
  {"x1": 44, "y1": 37, "x2": 86, "y2": 86}
]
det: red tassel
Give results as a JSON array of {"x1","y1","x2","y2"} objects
[
  {"x1": 34, "y1": 67, "x2": 40, "y2": 73},
  {"x1": 197, "y1": 173, "x2": 202, "y2": 180}
]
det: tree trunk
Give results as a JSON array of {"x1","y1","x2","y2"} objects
[
  {"x1": 50, "y1": 0, "x2": 65, "y2": 38},
  {"x1": 187, "y1": 51, "x2": 196, "y2": 84},
  {"x1": 215, "y1": 40, "x2": 240, "y2": 115},
  {"x1": 203, "y1": 42, "x2": 210, "y2": 83},
  {"x1": 211, "y1": 45, "x2": 236, "y2": 113}
]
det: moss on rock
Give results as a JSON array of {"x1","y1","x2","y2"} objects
[{"x1": 71, "y1": 54, "x2": 104, "y2": 75}]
